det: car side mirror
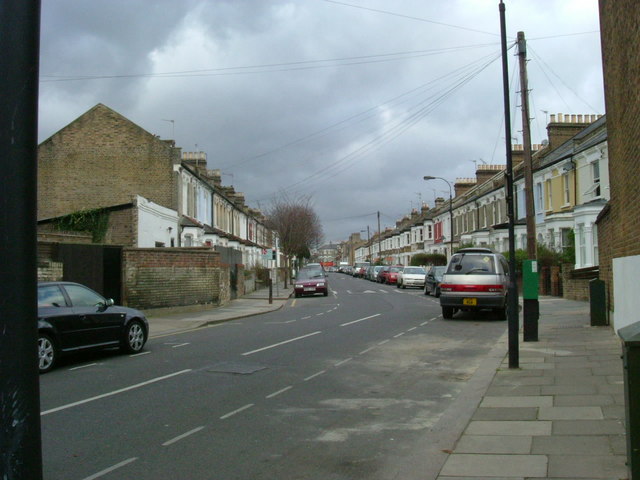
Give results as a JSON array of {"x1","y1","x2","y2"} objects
[{"x1": 105, "y1": 298, "x2": 115, "y2": 307}]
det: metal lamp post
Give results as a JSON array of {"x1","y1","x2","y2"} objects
[{"x1": 424, "y1": 176, "x2": 454, "y2": 258}]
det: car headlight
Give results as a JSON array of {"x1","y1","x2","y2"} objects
[
  {"x1": 317, "y1": 282, "x2": 325, "y2": 287},
  {"x1": 295, "y1": 284, "x2": 303, "y2": 289}
]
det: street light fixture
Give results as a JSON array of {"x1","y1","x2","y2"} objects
[{"x1": 424, "y1": 176, "x2": 454, "y2": 258}]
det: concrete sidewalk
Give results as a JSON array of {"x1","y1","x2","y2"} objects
[
  {"x1": 143, "y1": 281, "x2": 294, "y2": 337},
  {"x1": 437, "y1": 297, "x2": 628, "y2": 479}
]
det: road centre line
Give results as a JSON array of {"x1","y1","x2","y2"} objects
[
  {"x1": 378, "y1": 339, "x2": 390, "y2": 345},
  {"x1": 172, "y1": 343, "x2": 190, "y2": 348},
  {"x1": 242, "y1": 331, "x2": 322, "y2": 356},
  {"x1": 130, "y1": 351, "x2": 150, "y2": 357},
  {"x1": 220, "y1": 403, "x2": 254, "y2": 420},
  {"x1": 81, "y1": 457, "x2": 138, "y2": 480},
  {"x1": 316, "y1": 313, "x2": 324, "y2": 316},
  {"x1": 334, "y1": 357, "x2": 352, "y2": 367},
  {"x1": 407, "y1": 327, "x2": 417, "y2": 332},
  {"x1": 340, "y1": 313, "x2": 381, "y2": 327},
  {"x1": 393, "y1": 332, "x2": 405, "y2": 338},
  {"x1": 301, "y1": 316, "x2": 312, "y2": 320},
  {"x1": 266, "y1": 386, "x2": 293, "y2": 399},
  {"x1": 420, "y1": 321, "x2": 430, "y2": 326},
  {"x1": 304, "y1": 370, "x2": 326, "y2": 381},
  {"x1": 162, "y1": 426, "x2": 205, "y2": 446},
  {"x1": 359, "y1": 346, "x2": 376, "y2": 355},
  {"x1": 41, "y1": 369, "x2": 192, "y2": 416},
  {"x1": 69, "y1": 363, "x2": 98, "y2": 371}
]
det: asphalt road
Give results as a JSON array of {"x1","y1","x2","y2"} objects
[{"x1": 40, "y1": 273, "x2": 508, "y2": 480}]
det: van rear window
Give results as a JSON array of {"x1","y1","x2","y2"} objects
[{"x1": 447, "y1": 254, "x2": 496, "y2": 274}]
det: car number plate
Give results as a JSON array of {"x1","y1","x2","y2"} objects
[
  {"x1": 304, "y1": 287, "x2": 316, "y2": 291},
  {"x1": 463, "y1": 298, "x2": 477, "y2": 306}
]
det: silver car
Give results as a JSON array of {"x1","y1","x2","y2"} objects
[
  {"x1": 439, "y1": 248, "x2": 509, "y2": 320},
  {"x1": 397, "y1": 266, "x2": 426, "y2": 289}
]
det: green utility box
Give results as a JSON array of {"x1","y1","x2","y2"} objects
[
  {"x1": 589, "y1": 279, "x2": 607, "y2": 326},
  {"x1": 619, "y1": 321, "x2": 640, "y2": 480}
]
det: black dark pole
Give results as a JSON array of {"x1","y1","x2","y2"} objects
[
  {"x1": 499, "y1": 0, "x2": 519, "y2": 369},
  {"x1": 0, "y1": 1, "x2": 44, "y2": 479}
]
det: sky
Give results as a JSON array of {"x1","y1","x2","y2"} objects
[{"x1": 38, "y1": 0, "x2": 605, "y2": 244}]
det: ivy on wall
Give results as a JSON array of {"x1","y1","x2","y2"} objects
[{"x1": 53, "y1": 208, "x2": 110, "y2": 243}]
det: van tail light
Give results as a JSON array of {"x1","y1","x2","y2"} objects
[{"x1": 440, "y1": 284, "x2": 504, "y2": 293}]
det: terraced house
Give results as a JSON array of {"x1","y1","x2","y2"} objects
[{"x1": 353, "y1": 113, "x2": 608, "y2": 291}]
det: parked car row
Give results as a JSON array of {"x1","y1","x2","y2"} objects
[
  {"x1": 340, "y1": 263, "x2": 448, "y2": 295},
  {"x1": 340, "y1": 249, "x2": 509, "y2": 320}
]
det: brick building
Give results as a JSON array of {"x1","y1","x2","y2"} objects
[
  {"x1": 596, "y1": 0, "x2": 640, "y2": 331},
  {"x1": 37, "y1": 104, "x2": 277, "y2": 267},
  {"x1": 38, "y1": 104, "x2": 180, "y2": 220}
]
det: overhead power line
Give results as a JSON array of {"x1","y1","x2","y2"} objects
[
  {"x1": 253, "y1": 48, "x2": 507, "y2": 202},
  {"x1": 40, "y1": 43, "x2": 497, "y2": 83},
  {"x1": 528, "y1": 44, "x2": 599, "y2": 113},
  {"x1": 321, "y1": 0, "x2": 499, "y2": 37}
]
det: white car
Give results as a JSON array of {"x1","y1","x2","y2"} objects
[{"x1": 397, "y1": 266, "x2": 427, "y2": 289}]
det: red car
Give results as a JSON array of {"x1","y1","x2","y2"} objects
[
  {"x1": 294, "y1": 268, "x2": 329, "y2": 297},
  {"x1": 385, "y1": 266, "x2": 404, "y2": 284},
  {"x1": 378, "y1": 265, "x2": 403, "y2": 284}
]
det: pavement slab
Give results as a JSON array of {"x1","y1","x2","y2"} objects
[
  {"x1": 440, "y1": 454, "x2": 548, "y2": 478},
  {"x1": 434, "y1": 297, "x2": 628, "y2": 480}
]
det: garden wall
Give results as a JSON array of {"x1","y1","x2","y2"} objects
[{"x1": 122, "y1": 247, "x2": 223, "y2": 309}]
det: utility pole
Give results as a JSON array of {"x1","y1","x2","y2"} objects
[
  {"x1": 0, "y1": 1, "x2": 44, "y2": 479},
  {"x1": 518, "y1": 31, "x2": 539, "y2": 341},
  {"x1": 499, "y1": 0, "x2": 519, "y2": 368},
  {"x1": 377, "y1": 211, "x2": 382, "y2": 264}
]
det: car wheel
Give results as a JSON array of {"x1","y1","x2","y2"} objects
[
  {"x1": 442, "y1": 306, "x2": 454, "y2": 319},
  {"x1": 401, "y1": 283, "x2": 406, "y2": 289},
  {"x1": 122, "y1": 320, "x2": 146, "y2": 353},
  {"x1": 424, "y1": 286, "x2": 430, "y2": 296},
  {"x1": 323, "y1": 290, "x2": 328, "y2": 296},
  {"x1": 38, "y1": 333, "x2": 57, "y2": 373},
  {"x1": 435, "y1": 287, "x2": 441, "y2": 298}
]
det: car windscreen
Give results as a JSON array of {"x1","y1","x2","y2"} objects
[
  {"x1": 297, "y1": 269, "x2": 325, "y2": 280},
  {"x1": 446, "y1": 254, "x2": 496, "y2": 274},
  {"x1": 433, "y1": 266, "x2": 446, "y2": 279},
  {"x1": 403, "y1": 267, "x2": 425, "y2": 274},
  {"x1": 390, "y1": 267, "x2": 402, "y2": 273}
]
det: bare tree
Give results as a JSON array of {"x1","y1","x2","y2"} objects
[{"x1": 265, "y1": 193, "x2": 323, "y2": 275}]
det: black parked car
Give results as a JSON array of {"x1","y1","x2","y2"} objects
[
  {"x1": 424, "y1": 266, "x2": 446, "y2": 297},
  {"x1": 37, "y1": 282, "x2": 149, "y2": 373}
]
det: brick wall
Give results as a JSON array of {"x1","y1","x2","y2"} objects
[
  {"x1": 37, "y1": 261, "x2": 63, "y2": 282},
  {"x1": 597, "y1": 1, "x2": 640, "y2": 315},
  {"x1": 104, "y1": 207, "x2": 137, "y2": 246},
  {"x1": 561, "y1": 264, "x2": 598, "y2": 302},
  {"x1": 122, "y1": 248, "x2": 222, "y2": 310},
  {"x1": 38, "y1": 104, "x2": 180, "y2": 220}
]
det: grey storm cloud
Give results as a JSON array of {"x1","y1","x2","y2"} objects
[{"x1": 38, "y1": 0, "x2": 604, "y2": 242}]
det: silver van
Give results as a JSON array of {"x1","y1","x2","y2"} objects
[{"x1": 439, "y1": 248, "x2": 509, "y2": 320}]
